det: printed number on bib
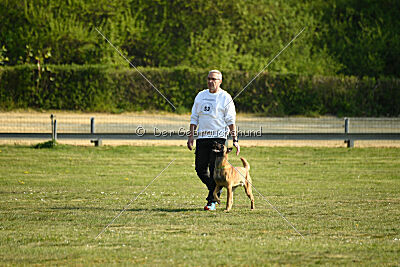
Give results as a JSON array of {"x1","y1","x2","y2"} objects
[{"x1": 200, "y1": 102, "x2": 214, "y2": 115}]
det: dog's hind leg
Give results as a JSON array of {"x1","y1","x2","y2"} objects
[
  {"x1": 213, "y1": 185, "x2": 222, "y2": 204},
  {"x1": 244, "y1": 175, "x2": 255, "y2": 210}
]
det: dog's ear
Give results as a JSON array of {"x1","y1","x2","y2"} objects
[{"x1": 227, "y1": 147, "x2": 233, "y2": 153}]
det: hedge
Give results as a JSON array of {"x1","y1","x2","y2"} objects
[{"x1": 0, "y1": 65, "x2": 399, "y2": 116}]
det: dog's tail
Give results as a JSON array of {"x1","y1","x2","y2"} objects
[{"x1": 240, "y1": 157, "x2": 250, "y2": 172}]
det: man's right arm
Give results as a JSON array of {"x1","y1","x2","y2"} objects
[
  {"x1": 187, "y1": 124, "x2": 197, "y2": 150},
  {"x1": 188, "y1": 94, "x2": 199, "y2": 151}
]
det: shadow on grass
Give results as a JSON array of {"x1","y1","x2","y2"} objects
[
  {"x1": 50, "y1": 206, "x2": 199, "y2": 212},
  {"x1": 148, "y1": 208, "x2": 199, "y2": 212}
]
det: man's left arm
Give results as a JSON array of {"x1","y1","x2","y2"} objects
[{"x1": 228, "y1": 124, "x2": 240, "y2": 156}]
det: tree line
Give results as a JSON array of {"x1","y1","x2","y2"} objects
[{"x1": 1, "y1": 0, "x2": 399, "y2": 78}]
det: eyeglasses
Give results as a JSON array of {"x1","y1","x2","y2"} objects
[{"x1": 207, "y1": 77, "x2": 220, "y2": 81}]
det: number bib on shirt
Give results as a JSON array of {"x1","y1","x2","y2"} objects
[{"x1": 200, "y1": 101, "x2": 215, "y2": 115}]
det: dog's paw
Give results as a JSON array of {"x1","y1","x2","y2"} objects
[{"x1": 224, "y1": 209, "x2": 230, "y2": 213}]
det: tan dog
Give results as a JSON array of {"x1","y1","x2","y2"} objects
[{"x1": 212, "y1": 142, "x2": 255, "y2": 211}]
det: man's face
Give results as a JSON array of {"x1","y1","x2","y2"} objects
[{"x1": 207, "y1": 72, "x2": 222, "y2": 92}]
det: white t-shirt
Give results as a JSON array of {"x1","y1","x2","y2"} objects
[{"x1": 190, "y1": 88, "x2": 236, "y2": 139}]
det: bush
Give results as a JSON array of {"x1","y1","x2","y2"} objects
[{"x1": 0, "y1": 65, "x2": 399, "y2": 116}]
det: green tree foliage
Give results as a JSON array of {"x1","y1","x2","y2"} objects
[
  {"x1": 0, "y1": 46, "x2": 8, "y2": 65},
  {"x1": 6, "y1": 0, "x2": 396, "y2": 76},
  {"x1": 314, "y1": 0, "x2": 400, "y2": 77}
]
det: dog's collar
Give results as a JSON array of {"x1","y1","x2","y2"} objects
[{"x1": 215, "y1": 165, "x2": 227, "y2": 170}]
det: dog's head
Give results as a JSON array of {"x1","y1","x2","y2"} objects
[{"x1": 212, "y1": 142, "x2": 233, "y2": 157}]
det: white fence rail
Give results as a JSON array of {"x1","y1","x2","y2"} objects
[{"x1": 0, "y1": 113, "x2": 399, "y2": 147}]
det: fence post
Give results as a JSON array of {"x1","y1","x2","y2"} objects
[
  {"x1": 91, "y1": 117, "x2": 95, "y2": 134},
  {"x1": 53, "y1": 119, "x2": 58, "y2": 141},
  {"x1": 90, "y1": 117, "x2": 102, "y2": 146},
  {"x1": 344, "y1": 118, "x2": 353, "y2": 148},
  {"x1": 50, "y1": 114, "x2": 54, "y2": 141},
  {"x1": 344, "y1": 118, "x2": 349, "y2": 134}
]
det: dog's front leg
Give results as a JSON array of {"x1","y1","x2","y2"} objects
[
  {"x1": 213, "y1": 185, "x2": 221, "y2": 204},
  {"x1": 225, "y1": 186, "x2": 233, "y2": 212}
]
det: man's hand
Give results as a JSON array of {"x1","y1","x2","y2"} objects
[
  {"x1": 228, "y1": 124, "x2": 239, "y2": 155},
  {"x1": 233, "y1": 141, "x2": 240, "y2": 155},
  {"x1": 187, "y1": 124, "x2": 197, "y2": 151},
  {"x1": 187, "y1": 136, "x2": 194, "y2": 150}
]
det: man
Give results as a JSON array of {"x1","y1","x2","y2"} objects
[{"x1": 187, "y1": 70, "x2": 240, "y2": 210}]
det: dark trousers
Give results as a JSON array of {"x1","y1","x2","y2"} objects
[{"x1": 195, "y1": 138, "x2": 226, "y2": 203}]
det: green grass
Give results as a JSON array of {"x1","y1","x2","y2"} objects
[{"x1": 0, "y1": 144, "x2": 399, "y2": 266}]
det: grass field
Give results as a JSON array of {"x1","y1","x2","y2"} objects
[{"x1": 0, "y1": 144, "x2": 399, "y2": 265}]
